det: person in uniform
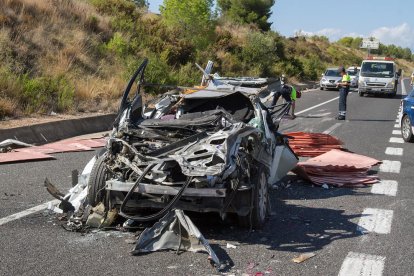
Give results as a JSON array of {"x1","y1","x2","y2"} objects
[{"x1": 336, "y1": 67, "x2": 351, "y2": 120}]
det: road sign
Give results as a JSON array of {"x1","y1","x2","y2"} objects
[{"x1": 360, "y1": 38, "x2": 379, "y2": 49}]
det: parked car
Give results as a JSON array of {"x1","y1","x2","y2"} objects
[
  {"x1": 84, "y1": 59, "x2": 298, "y2": 229},
  {"x1": 400, "y1": 88, "x2": 414, "y2": 142},
  {"x1": 347, "y1": 66, "x2": 360, "y2": 89},
  {"x1": 320, "y1": 68, "x2": 342, "y2": 90}
]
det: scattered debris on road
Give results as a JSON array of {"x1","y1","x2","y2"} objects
[
  {"x1": 132, "y1": 209, "x2": 221, "y2": 269},
  {"x1": 292, "y1": 252, "x2": 316, "y2": 263},
  {"x1": 45, "y1": 59, "x2": 300, "y2": 271},
  {"x1": 0, "y1": 138, "x2": 106, "y2": 164},
  {"x1": 294, "y1": 149, "x2": 381, "y2": 187},
  {"x1": 0, "y1": 139, "x2": 32, "y2": 152},
  {"x1": 226, "y1": 243, "x2": 237, "y2": 249},
  {"x1": 285, "y1": 132, "x2": 343, "y2": 157}
]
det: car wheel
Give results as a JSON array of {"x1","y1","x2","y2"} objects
[
  {"x1": 401, "y1": 115, "x2": 414, "y2": 142},
  {"x1": 358, "y1": 90, "x2": 364, "y2": 97},
  {"x1": 87, "y1": 153, "x2": 108, "y2": 207},
  {"x1": 238, "y1": 164, "x2": 269, "y2": 229},
  {"x1": 320, "y1": 86, "x2": 324, "y2": 91}
]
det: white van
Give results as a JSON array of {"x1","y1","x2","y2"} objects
[{"x1": 358, "y1": 57, "x2": 401, "y2": 97}]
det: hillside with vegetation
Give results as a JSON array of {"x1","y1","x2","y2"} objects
[{"x1": 1, "y1": 0, "x2": 414, "y2": 120}]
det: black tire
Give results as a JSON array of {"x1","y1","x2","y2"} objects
[
  {"x1": 388, "y1": 90, "x2": 397, "y2": 98},
  {"x1": 238, "y1": 165, "x2": 269, "y2": 229},
  {"x1": 87, "y1": 154, "x2": 108, "y2": 207},
  {"x1": 358, "y1": 90, "x2": 364, "y2": 97},
  {"x1": 320, "y1": 86, "x2": 324, "y2": 91},
  {"x1": 401, "y1": 115, "x2": 414, "y2": 142}
]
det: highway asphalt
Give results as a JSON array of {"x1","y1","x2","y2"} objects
[{"x1": 0, "y1": 80, "x2": 413, "y2": 275}]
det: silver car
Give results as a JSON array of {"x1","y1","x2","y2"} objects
[
  {"x1": 320, "y1": 68, "x2": 342, "y2": 90},
  {"x1": 347, "y1": 66, "x2": 360, "y2": 89}
]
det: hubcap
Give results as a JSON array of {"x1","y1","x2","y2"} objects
[{"x1": 402, "y1": 117, "x2": 411, "y2": 139}]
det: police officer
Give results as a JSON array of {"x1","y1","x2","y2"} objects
[{"x1": 336, "y1": 67, "x2": 351, "y2": 120}]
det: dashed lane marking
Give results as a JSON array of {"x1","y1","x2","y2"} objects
[
  {"x1": 385, "y1": 147, "x2": 403, "y2": 156},
  {"x1": 402, "y1": 78, "x2": 408, "y2": 95},
  {"x1": 0, "y1": 200, "x2": 59, "y2": 226},
  {"x1": 392, "y1": 130, "x2": 402, "y2": 135},
  {"x1": 338, "y1": 252, "x2": 385, "y2": 276},
  {"x1": 371, "y1": 180, "x2": 398, "y2": 196},
  {"x1": 357, "y1": 208, "x2": 394, "y2": 234},
  {"x1": 394, "y1": 124, "x2": 399, "y2": 128},
  {"x1": 323, "y1": 123, "x2": 342, "y2": 134},
  {"x1": 379, "y1": 160, "x2": 401, "y2": 173},
  {"x1": 296, "y1": 96, "x2": 339, "y2": 115},
  {"x1": 389, "y1": 137, "x2": 404, "y2": 143}
]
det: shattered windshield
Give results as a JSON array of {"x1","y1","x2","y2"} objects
[{"x1": 361, "y1": 62, "x2": 394, "y2": 78}]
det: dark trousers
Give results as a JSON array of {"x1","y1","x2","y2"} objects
[
  {"x1": 271, "y1": 91, "x2": 291, "y2": 106},
  {"x1": 338, "y1": 87, "x2": 348, "y2": 116}
]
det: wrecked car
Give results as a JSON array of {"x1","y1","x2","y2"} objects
[
  {"x1": 49, "y1": 59, "x2": 298, "y2": 230},
  {"x1": 86, "y1": 59, "x2": 298, "y2": 229}
]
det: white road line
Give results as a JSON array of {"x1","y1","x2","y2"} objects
[
  {"x1": 385, "y1": 147, "x2": 403, "y2": 156},
  {"x1": 371, "y1": 180, "x2": 398, "y2": 196},
  {"x1": 402, "y1": 79, "x2": 407, "y2": 95},
  {"x1": 338, "y1": 252, "x2": 385, "y2": 276},
  {"x1": 323, "y1": 123, "x2": 342, "y2": 134},
  {"x1": 0, "y1": 200, "x2": 59, "y2": 226},
  {"x1": 379, "y1": 160, "x2": 401, "y2": 173},
  {"x1": 392, "y1": 130, "x2": 402, "y2": 135},
  {"x1": 394, "y1": 124, "x2": 399, "y2": 128},
  {"x1": 389, "y1": 137, "x2": 404, "y2": 143},
  {"x1": 296, "y1": 96, "x2": 339, "y2": 115},
  {"x1": 357, "y1": 208, "x2": 393, "y2": 234},
  {"x1": 395, "y1": 119, "x2": 399, "y2": 123}
]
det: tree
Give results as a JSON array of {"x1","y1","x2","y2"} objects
[
  {"x1": 160, "y1": 0, "x2": 215, "y2": 50},
  {"x1": 337, "y1": 37, "x2": 353, "y2": 47},
  {"x1": 218, "y1": 0, "x2": 275, "y2": 31},
  {"x1": 160, "y1": 0, "x2": 214, "y2": 35},
  {"x1": 132, "y1": 0, "x2": 148, "y2": 8}
]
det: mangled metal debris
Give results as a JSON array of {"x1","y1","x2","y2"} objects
[
  {"x1": 46, "y1": 59, "x2": 299, "y2": 268},
  {"x1": 0, "y1": 139, "x2": 32, "y2": 152},
  {"x1": 133, "y1": 209, "x2": 221, "y2": 269}
]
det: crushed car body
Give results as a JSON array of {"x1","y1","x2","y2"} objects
[{"x1": 48, "y1": 58, "x2": 299, "y2": 230}]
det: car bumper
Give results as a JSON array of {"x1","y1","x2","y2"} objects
[
  {"x1": 358, "y1": 87, "x2": 395, "y2": 94},
  {"x1": 320, "y1": 83, "x2": 338, "y2": 89}
]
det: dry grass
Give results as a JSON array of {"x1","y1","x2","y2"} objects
[
  {"x1": 0, "y1": 98, "x2": 18, "y2": 118},
  {"x1": 0, "y1": 0, "x2": 123, "y2": 118}
]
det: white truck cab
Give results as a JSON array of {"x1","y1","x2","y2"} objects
[{"x1": 358, "y1": 57, "x2": 401, "y2": 98}]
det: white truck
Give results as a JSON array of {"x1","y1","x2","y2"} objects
[{"x1": 358, "y1": 57, "x2": 401, "y2": 98}]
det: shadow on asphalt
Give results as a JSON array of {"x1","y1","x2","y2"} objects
[
  {"x1": 346, "y1": 119, "x2": 395, "y2": 122},
  {"x1": 188, "y1": 178, "x2": 365, "y2": 265},
  {"x1": 362, "y1": 94, "x2": 405, "y2": 99}
]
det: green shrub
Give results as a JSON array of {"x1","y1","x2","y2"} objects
[
  {"x1": 239, "y1": 31, "x2": 280, "y2": 76},
  {"x1": 20, "y1": 75, "x2": 74, "y2": 113},
  {"x1": 106, "y1": 32, "x2": 129, "y2": 57}
]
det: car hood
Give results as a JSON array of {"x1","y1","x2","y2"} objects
[{"x1": 322, "y1": 76, "x2": 342, "y2": 81}]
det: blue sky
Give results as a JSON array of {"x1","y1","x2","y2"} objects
[{"x1": 148, "y1": 0, "x2": 414, "y2": 50}]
